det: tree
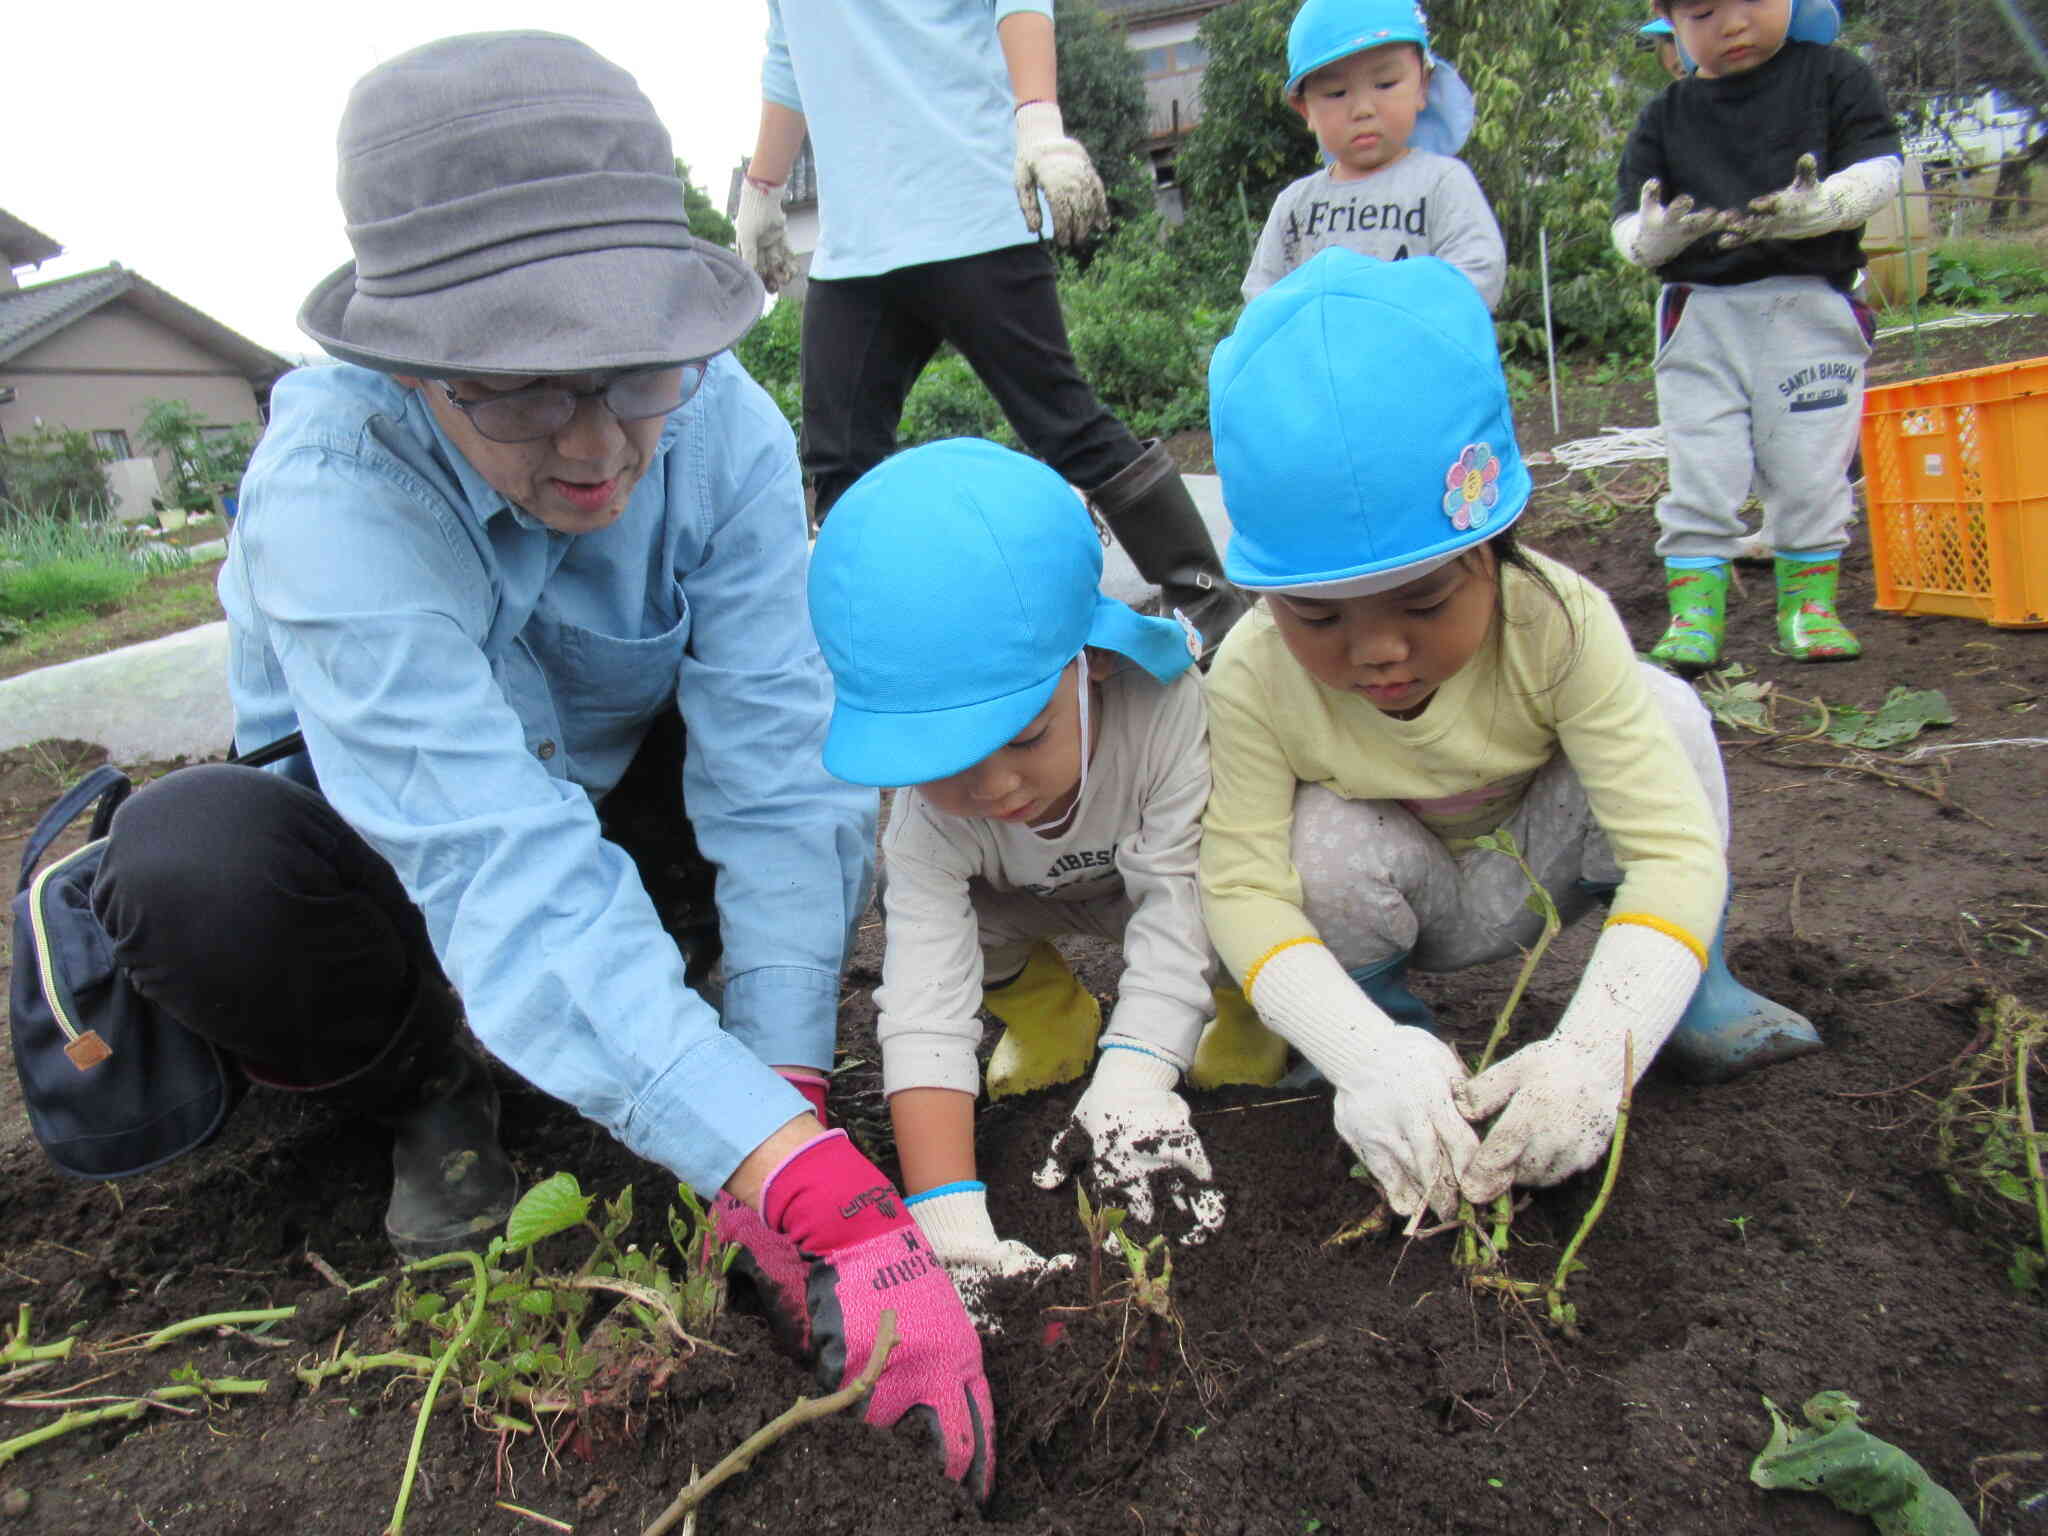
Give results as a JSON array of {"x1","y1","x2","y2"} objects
[
  {"x1": 1174, "y1": 0, "x2": 1658, "y2": 360},
  {"x1": 677, "y1": 159, "x2": 736, "y2": 249},
  {"x1": 1055, "y1": 0, "x2": 1156, "y2": 235},
  {"x1": 1851, "y1": 0, "x2": 2048, "y2": 224}
]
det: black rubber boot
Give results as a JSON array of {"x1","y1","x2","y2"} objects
[
  {"x1": 1087, "y1": 438, "x2": 1251, "y2": 659},
  {"x1": 336, "y1": 982, "x2": 519, "y2": 1262}
]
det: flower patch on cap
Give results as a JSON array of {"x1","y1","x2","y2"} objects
[{"x1": 1442, "y1": 443, "x2": 1501, "y2": 531}]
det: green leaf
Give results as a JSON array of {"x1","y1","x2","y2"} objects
[
  {"x1": 518, "y1": 1290, "x2": 556, "y2": 1317},
  {"x1": 408, "y1": 1294, "x2": 449, "y2": 1323},
  {"x1": 2009, "y1": 1246, "x2": 2045, "y2": 1296},
  {"x1": 505, "y1": 1172, "x2": 591, "y2": 1251},
  {"x1": 1821, "y1": 687, "x2": 1956, "y2": 750},
  {"x1": 1993, "y1": 1171, "x2": 2031, "y2": 1203}
]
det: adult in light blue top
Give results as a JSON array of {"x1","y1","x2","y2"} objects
[
  {"x1": 734, "y1": 0, "x2": 1251, "y2": 655},
  {"x1": 759, "y1": 0, "x2": 1051, "y2": 278},
  {"x1": 92, "y1": 33, "x2": 995, "y2": 1495}
]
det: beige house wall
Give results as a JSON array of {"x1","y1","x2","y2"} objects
[{"x1": 0, "y1": 302, "x2": 263, "y2": 488}]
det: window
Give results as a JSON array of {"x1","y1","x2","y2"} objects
[
  {"x1": 1141, "y1": 46, "x2": 1172, "y2": 78},
  {"x1": 91, "y1": 429, "x2": 131, "y2": 460},
  {"x1": 1172, "y1": 40, "x2": 1209, "y2": 71}
]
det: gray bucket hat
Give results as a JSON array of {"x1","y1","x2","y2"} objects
[{"x1": 299, "y1": 31, "x2": 762, "y2": 379}]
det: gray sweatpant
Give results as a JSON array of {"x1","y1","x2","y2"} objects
[
  {"x1": 1652, "y1": 274, "x2": 1868, "y2": 561},
  {"x1": 1290, "y1": 666, "x2": 1726, "y2": 975}
]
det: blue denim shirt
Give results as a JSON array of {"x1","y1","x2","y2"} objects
[
  {"x1": 763, "y1": 0, "x2": 1052, "y2": 279},
  {"x1": 219, "y1": 357, "x2": 877, "y2": 1194}
]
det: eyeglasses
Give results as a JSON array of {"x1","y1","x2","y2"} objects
[{"x1": 439, "y1": 362, "x2": 709, "y2": 444}]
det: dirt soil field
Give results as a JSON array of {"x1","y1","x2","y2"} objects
[{"x1": 1, "y1": 316, "x2": 2046, "y2": 1535}]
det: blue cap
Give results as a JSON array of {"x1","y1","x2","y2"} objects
[
  {"x1": 1208, "y1": 251, "x2": 1529, "y2": 593},
  {"x1": 1638, "y1": 18, "x2": 1674, "y2": 37},
  {"x1": 807, "y1": 439, "x2": 1200, "y2": 788},
  {"x1": 1285, "y1": 0, "x2": 1476, "y2": 156}
]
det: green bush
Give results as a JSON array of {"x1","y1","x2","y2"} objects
[
  {"x1": 0, "y1": 428, "x2": 114, "y2": 520},
  {"x1": 0, "y1": 506, "x2": 164, "y2": 624},
  {"x1": 899, "y1": 350, "x2": 1015, "y2": 448},
  {"x1": 734, "y1": 296, "x2": 804, "y2": 426},
  {"x1": 1926, "y1": 240, "x2": 2048, "y2": 307}
]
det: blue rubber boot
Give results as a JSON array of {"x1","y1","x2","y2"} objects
[
  {"x1": 1662, "y1": 903, "x2": 1823, "y2": 1084},
  {"x1": 1348, "y1": 951, "x2": 1437, "y2": 1033}
]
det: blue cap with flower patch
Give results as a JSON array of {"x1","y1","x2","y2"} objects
[{"x1": 1207, "y1": 249, "x2": 1529, "y2": 596}]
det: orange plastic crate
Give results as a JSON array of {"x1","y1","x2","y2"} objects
[{"x1": 1860, "y1": 354, "x2": 2048, "y2": 628}]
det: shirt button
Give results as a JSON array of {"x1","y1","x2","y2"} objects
[{"x1": 536, "y1": 739, "x2": 556, "y2": 760}]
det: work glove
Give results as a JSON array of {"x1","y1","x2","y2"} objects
[
  {"x1": 1245, "y1": 942, "x2": 1477, "y2": 1221},
  {"x1": 1457, "y1": 923, "x2": 1701, "y2": 1202},
  {"x1": 1013, "y1": 101, "x2": 1109, "y2": 248},
  {"x1": 1032, "y1": 1048, "x2": 1220, "y2": 1253},
  {"x1": 1613, "y1": 178, "x2": 1729, "y2": 269},
  {"x1": 736, "y1": 176, "x2": 800, "y2": 294},
  {"x1": 1717, "y1": 153, "x2": 1901, "y2": 247},
  {"x1": 907, "y1": 1181, "x2": 1075, "y2": 1330},
  {"x1": 1033, "y1": 1044, "x2": 1226, "y2": 1244},
  {"x1": 762, "y1": 1129, "x2": 995, "y2": 1501}
]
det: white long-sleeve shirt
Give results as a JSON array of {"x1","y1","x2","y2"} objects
[{"x1": 876, "y1": 667, "x2": 1212, "y2": 1095}]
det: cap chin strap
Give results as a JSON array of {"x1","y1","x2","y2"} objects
[{"x1": 1028, "y1": 656, "x2": 1089, "y2": 838}]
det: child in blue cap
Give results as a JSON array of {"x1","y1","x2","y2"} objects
[
  {"x1": 1639, "y1": 17, "x2": 1684, "y2": 81},
  {"x1": 808, "y1": 439, "x2": 1240, "y2": 1319},
  {"x1": 1200, "y1": 251, "x2": 1820, "y2": 1223},
  {"x1": 1243, "y1": 0, "x2": 1505, "y2": 311},
  {"x1": 1614, "y1": 0, "x2": 1897, "y2": 668}
]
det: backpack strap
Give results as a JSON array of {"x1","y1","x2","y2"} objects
[{"x1": 17, "y1": 765, "x2": 130, "y2": 896}]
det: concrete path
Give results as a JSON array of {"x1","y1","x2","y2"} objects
[
  {"x1": 0, "y1": 622, "x2": 233, "y2": 765},
  {"x1": 0, "y1": 476, "x2": 1235, "y2": 767}
]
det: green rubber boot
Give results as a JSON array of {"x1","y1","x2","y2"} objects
[
  {"x1": 1648, "y1": 561, "x2": 1730, "y2": 672},
  {"x1": 1189, "y1": 985, "x2": 1289, "y2": 1090},
  {"x1": 1774, "y1": 555, "x2": 1861, "y2": 662},
  {"x1": 984, "y1": 942, "x2": 1101, "y2": 1099}
]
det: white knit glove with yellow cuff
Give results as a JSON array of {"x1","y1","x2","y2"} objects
[
  {"x1": 905, "y1": 1181, "x2": 1075, "y2": 1331},
  {"x1": 1456, "y1": 921, "x2": 1704, "y2": 1202},
  {"x1": 1611, "y1": 178, "x2": 1731, "y2": 269},
  {"x1": 1717, "y1": 154, "x2": 1903, "y2": 248},
  {"x1": 1247, "y1": 941, "x2": 1478, "y2": 1222},
  {"x1": 1033, "y1": 1041, "x2": 1225, "y2": 1244},
  {"x1": 1012, "y1": 101, "x2": 1109, "y2": 248},
  {"x1": 735, "y1": 176, "x2": 800, "y2": 293}
]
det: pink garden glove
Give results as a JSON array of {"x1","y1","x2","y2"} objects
[{"x1": 762, "y1": 1128, "x2": 996, "y2": 1501}]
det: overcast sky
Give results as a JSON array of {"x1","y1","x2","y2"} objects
[{"x1": 9, "y1": 5, "x2": 770, "y2": 360}]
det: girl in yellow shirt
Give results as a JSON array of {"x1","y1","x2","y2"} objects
[{"x1": 1198, "y1": 250, "x2": 1820, "y2": 1222}]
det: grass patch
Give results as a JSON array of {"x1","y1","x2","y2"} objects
[{"x1": 0, "y1": 559, "x2": 223, "y2": 681}]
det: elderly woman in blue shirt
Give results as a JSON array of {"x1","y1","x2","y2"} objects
[{"x1": 93, "y1": 31, "x2": 995, "y2": 1501}]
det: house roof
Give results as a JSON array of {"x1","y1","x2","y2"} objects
[
  {"x1": 0, "y1": 209, "x2": 63, "y2": 269},
  {"x1": 0, "y1": 265, "x2": 292, "y2": 384}
]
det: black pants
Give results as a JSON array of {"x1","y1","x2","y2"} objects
[
  {"x1": 800, "y1": 241, "x2": 1141, "y2": 517},
  {"x1": 93, "y1": 713, "x2": 715, "y2": 1087}
]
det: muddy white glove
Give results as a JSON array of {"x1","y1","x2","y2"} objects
[
  {"x1": 1457, "y1": 922, "x2": 1703, "y2": 1202},
  {"x1": 1034, "y1": 1043, "x2": 1225, "y2": 1243},
  {"x1": 1249, "y1": 942, "x2": 1477, "y2": 1221},
  {"x1": 735, "y1": 177, "x2": 799, "y2": 294},
  {"x1": 907, "y1": 1181, "x2": 1074, "y2": 1330},
  {"x1": 1013, "y1": 101, "x2": 1109, "y2": 248},
  {"x1": 1612, "y1": 178, "x2": 1729, "y2": 269},
  {"x1": 1718, "y1": 154, "x2": 1903, "y2": 247}
]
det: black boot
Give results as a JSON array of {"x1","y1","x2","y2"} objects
[
  {"x1": 1087, "y1": 439, "x2": 1251, "y2": 659},
  {"x1": 335, "y1": 982, "x2": 519, "y2": 1262}
]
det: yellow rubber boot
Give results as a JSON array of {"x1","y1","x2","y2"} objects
[
  {"x1": 1189, "y1": 985, "x2": 1290, "y2": 1090},
  {"x1": 983, "y1": 942, "x2": 1101, "y2": 1100}
]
